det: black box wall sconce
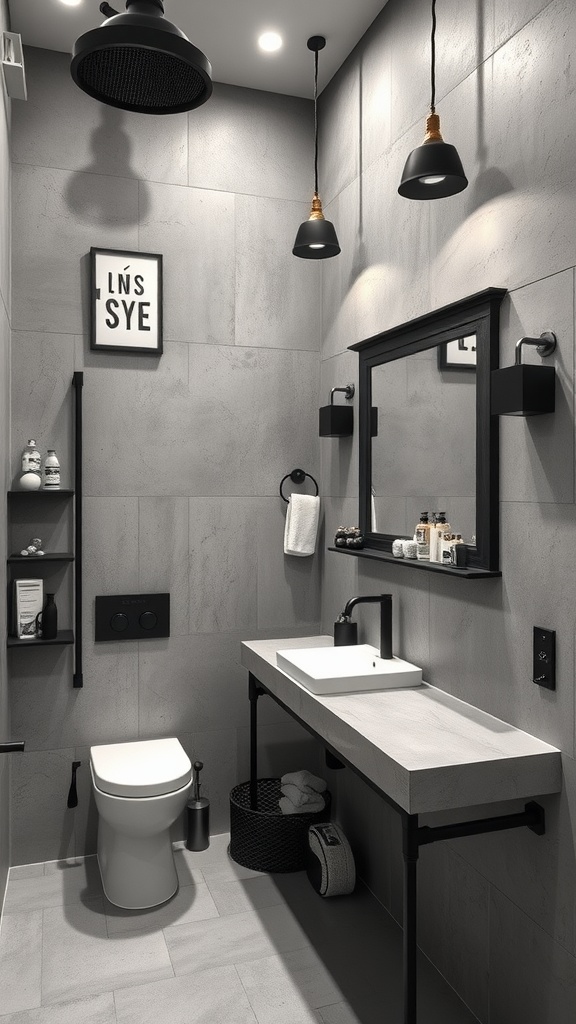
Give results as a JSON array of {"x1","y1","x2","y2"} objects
[
  {"x1": 491, "y1": 331, "x2": 557, "y2": 416},
  {"x1": 319, "y1": 384, "x2": 354, "y2": 436}
]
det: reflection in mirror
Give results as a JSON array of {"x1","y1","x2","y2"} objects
[{"x1": 371, "y1": 339, "x2": 477, "y2": 544}]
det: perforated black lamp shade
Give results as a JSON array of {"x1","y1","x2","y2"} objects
[{"x1": 71, "y1": 0, "x2": 212, "y2": 115}]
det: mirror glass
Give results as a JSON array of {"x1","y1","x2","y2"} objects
[{"x1": 371, "y1": 336, "x2": 477, "y2": 544}]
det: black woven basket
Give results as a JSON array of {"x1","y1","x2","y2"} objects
[{"x1": 229, "y1": 778, "x2": 330, "y2": 873}]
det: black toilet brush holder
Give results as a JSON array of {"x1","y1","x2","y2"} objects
[{"x1": 186, "y1": 760, "x2": 210, "y2": 852}]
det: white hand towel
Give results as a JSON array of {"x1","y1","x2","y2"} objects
[
  {"x1": 281, "y1": 770, "x2": 327, "y2": 794},
  {"x1": 284, "y1": 494, "x2": 320, "y2": 557},
  {"x1": 279, "y1": 795, "x2": 325, "y2": 815},
  {"x1": 281, "y1": 783, "x2": 324, "y2": 808}
]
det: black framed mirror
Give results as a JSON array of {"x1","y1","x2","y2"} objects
[{"x1": 349, "y1": 289, "x2": 507, "y2": 577}]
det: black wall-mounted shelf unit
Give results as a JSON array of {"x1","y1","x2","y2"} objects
[
  {"x1": 7, "y1": 373, "x2": 84, "y2": 686},
  {"x1": 328, "y1": 546, "x2": 502, "y2": 579}
]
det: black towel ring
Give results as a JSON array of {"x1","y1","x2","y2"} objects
[{"x1": 279, "y1": 468, "x2": 319, "y2": 503}]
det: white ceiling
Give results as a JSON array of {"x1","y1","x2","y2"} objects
[{"x1": 9, "y1": 0, "x2": 387, "y2": 98}]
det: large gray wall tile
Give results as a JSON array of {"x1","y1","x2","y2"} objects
[
  {"x1": 139, "y1": 497, "x2": 190, "y2": 636},
  {"x1": 9, "y1": 641, "x2": 139, "y2": 751},
  {"x1": 10, "y1": 748, "x2": 76, "y2": 864},
  {"x1": 428, "y1": 502, "x2": 576, "y2": 755},
  {"x1": 82, "y1": 346, "x2": 190, "y2": 496},
  {"x1": 489, "y1": 887, "x2": 576, "y2": 1024},
  {"x1": 418, "y1": 844, "x2": 490, "y2": 1023},
  {"x1": 188, "y1": 83, "x2": 312, "y2": 201},
  {"x1": 13, "y1": 47, "x2": 188, "y2": 185},
  {"x1": 235, "y1": 195, "x2": 321, "y2": 351},
  {"x1": 10, "y1": 331, "x2": 76, "y2": 487},
  {"x1": 137, "y1": 633, "x2": 248, "y2": 737},
  {"x1": 12, "y1": 164, "x2": 139, "y2": 334},
  {"x1": 139, "y1": 183, "x2": 235, "y2": 345},
  {"x1": 319, "y1": 60, "x2": 360, "y2": 207},
  {"x1": 188, "y1": 497, "x2": 258, "y2": 634}
]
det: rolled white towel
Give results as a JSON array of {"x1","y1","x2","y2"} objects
[
  {"x1": 281, "y1": 783, "x2": 324, "y2": 808},
  {"x1": 284, "y1": 494, "x2": 320, "y2": 557},
  {"x1": 279, "y1": 795, "x2": 325, "y2": 815},
  {"x1": 281, "y1": 770, "x2": 327, "y2": 794}
]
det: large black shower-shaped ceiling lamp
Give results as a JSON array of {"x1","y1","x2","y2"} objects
[
  {"x1": 293, "y1": 36, "x2": 340, "y2": 260},
  {"x1": 398, "y1": 0, "x2": 468, "y2": 199},
  {"x1": 71, "y1": 0, "x2": 212, "y2": 115}
]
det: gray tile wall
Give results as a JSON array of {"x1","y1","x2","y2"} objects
[
  {"x1": 318, "y1": 0, "x2": 576, "y2": 1021},
  {"x1": 8, "y1": 46, "x2": 324, "y2": 865},
  {"x1": 0, "y1": 0, "x2": 11, "y2": 910}
]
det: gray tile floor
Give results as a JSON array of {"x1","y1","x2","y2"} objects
[{"x1": 0, "y1": 834, "x2": 478, "y2": 1024}]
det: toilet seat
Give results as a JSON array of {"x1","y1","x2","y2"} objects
[{"x1": 90, "y1": 737, "x2": 191, "y2": 798}]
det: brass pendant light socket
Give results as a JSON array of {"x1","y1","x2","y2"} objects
[
  {"x1": 309, "y1": 193, "x2": 325, "y2": 221},
  {"x1": 423, "y1": 111, "x2": 443, "y2": 143}
]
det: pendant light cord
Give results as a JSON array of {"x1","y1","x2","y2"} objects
[
  {"x1": 430, "y1": 0, "x2": 436, "y2": 113},
  {"x1": 313, "y1": 48, "x2": 319, "y2": 196}
]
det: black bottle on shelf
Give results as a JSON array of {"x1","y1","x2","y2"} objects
[{"x1": 38, "y1": 593, "x2": 58, "y2": 640}]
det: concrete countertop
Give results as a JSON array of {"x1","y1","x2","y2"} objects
[{"x1": 241, "y1": 635, "x2": 562, "y2": 815}]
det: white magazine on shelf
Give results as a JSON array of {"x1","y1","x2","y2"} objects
[{"x1": 13, "y1": 578, "x2": 43, "y2": 638}]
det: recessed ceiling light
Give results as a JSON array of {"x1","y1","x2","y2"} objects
[
  {"x1": 60, "y1": 0, "x2": 83, "y2": 6},
  {"x1": 258, "y1": 31, "x2": 283, "y2": 53}
]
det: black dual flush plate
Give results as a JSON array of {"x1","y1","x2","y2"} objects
[
  {"x1": 95, "y1": 593, "x2": 170, "y2": 642},
  {"x1": 533, "y1": 626, "x2": 556, "y2": 690}
]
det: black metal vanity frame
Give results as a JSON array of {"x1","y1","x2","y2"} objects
[
  {"x1": 350, "y1": 288, "x2": 507, "y2": 575},
  {"x1": 247, "y1": 672, "x2": 545, "y2": 1024}
]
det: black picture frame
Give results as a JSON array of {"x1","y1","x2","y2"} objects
[
  {"x1": 349, "y1": 288, "x2": 507, "y2": 574},
  {"x1": 437, "y1": 333, "x2": 477, "y2": 372},
  {"x1": 90, "y1": 247, "x2": 163, "y2": 356}
]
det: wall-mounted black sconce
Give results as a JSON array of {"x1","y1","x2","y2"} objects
[
  {"x1": 319, "y1": 384, "x2": 355, "y2": 436},
  {"x1": 491, "y1": 331, "x2": 557, "y2": 416}
]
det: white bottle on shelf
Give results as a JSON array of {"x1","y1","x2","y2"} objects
[{"x1": 43, "y1": 450, "x2": 60, "y2": 489}]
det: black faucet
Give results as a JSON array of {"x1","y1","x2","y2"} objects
[{"x1": 334, "y1": 594, "x2": 393, "y2": 660}]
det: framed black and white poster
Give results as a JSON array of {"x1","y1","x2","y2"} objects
[
  {"x1": 437, "y1": 333, "x2": 477, "y2": 371},
  {"x1": 90, "y1": 247, "x2": 163, "y2": 355}
]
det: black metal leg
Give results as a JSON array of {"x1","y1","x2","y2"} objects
[
  {"x1": 248, "y1": 673, "x2": 259, "y2": 810},
  {"x1": 402, "y1": 813, "x2": 419, "y2": 1024}
]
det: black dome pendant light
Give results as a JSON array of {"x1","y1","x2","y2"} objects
[
  {"x1": 293, "y1": 36, "x2": 340, "y2": 260},
  {"x1": 398, "y1": 0, "x2": 467, "y2": 199},
  {"x1": 71, "y1": 1, "x2": 212, "y2": 115}
]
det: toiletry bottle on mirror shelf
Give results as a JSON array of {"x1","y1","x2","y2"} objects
[
  {"x1": 415, "y1": 511, "x2": 430, "y2": 561},
  {"x1": 432, "y1": 513, "x2": 450, "y2": 563}
]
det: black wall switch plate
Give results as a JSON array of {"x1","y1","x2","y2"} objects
[
  {"x1": 533, "y1": 626, "x2": 556, "y2": 690},
  {"x1": 95, "y1": 593, "x2": 170, "y2": 642}
]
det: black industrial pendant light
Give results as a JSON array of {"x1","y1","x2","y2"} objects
[
  {"x1": 293, "y1": 36, "x2": 340, "y2": 259},
  {"x1": 398, "y1": 0, "x2": 467, "y2": 199},
  {"x1": 71, "y1": 1, "x2": 212, "y2": 115}
]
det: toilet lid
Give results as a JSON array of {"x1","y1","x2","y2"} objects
[{"x1": 90, "y1": 738, "x2": 192, "y2": 798}]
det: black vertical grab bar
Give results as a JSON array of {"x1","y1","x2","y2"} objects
[{"x1": 73, "y1": 372, "x2": 83, "y2": 688}]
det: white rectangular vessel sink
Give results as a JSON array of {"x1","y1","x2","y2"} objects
[{"x1": 276, "y1": 644, "x2": 422, "y2": 695}]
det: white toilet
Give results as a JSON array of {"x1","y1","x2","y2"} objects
[{"x1": 90, "y1": 737, "x2": 192, "y2": 910}]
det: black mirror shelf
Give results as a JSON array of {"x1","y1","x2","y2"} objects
[{"x1": 328, "y1": 289, "x2": 507, "y2": 579}]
